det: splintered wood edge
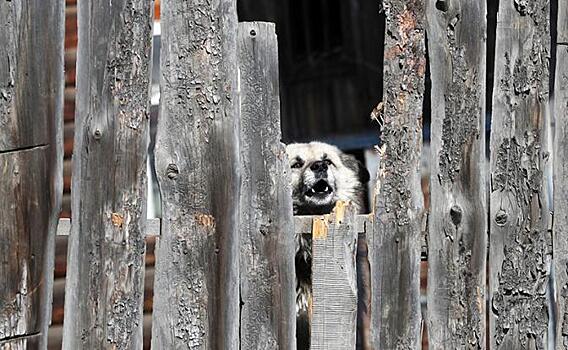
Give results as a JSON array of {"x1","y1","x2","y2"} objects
[{"x1": 56, "y1": 216, "x2": 429, "y2": 257}]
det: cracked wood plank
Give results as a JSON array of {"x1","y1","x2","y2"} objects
[
  {"x1": 489, "y1": 0, "x2": 552, "y2": 348},
  {"x1": 367, "y1": 0, "x2": 425, "y2": 348},
  {"x1": 425, "y1": 0, "x2": 487, "y2": 348},
  {"x1": 61, "y1": 1, "x2": 153, "y2": 349},
  {"x1": 0, "y1": 1, "x2": 64, "y2": 348},
  {"x1": 237, "y1": 22, "x2": 296, "y2": 349},
  {"x1": 150, "y1": 0, "x2": 241, "y2": 348},
  {"x1": 554, "y1": 0, "x2": 568, "y2": 347},
  {"x1": 311, "y1": 202, "x2": 358, "y2": 349}
]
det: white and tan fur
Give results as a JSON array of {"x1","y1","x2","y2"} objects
[{"x1": 286, "y1": 141, "x2": 369, "y2": 349}]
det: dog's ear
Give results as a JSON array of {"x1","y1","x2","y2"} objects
[{"x1": 340, "y1": 153, "x2": 370, "y2": 184}]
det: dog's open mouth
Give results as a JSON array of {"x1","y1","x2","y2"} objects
[{"x1": 305, "y1": 179, "x2": 333, "y2": 197}]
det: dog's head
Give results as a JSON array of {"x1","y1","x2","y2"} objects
[{"x1": 286, "y1": 142, "x2": 370, "y2": 215}]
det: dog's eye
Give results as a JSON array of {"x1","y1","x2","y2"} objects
[{"x1": 291, "y1": 161, "x2": 304, "y2": 169}]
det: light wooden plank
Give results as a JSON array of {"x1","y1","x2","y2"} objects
[
  {"x1": 61, "y1": 0, "x2": 154, "y2": 348},
  {"x1": 311, "y1": 202, "x2": 358, "y2": 349},
  {"x1": 554, "y1": 0, "x2": 568, "y2": 347},
  {"x1": 150, "y1": 0, "x2": 241, "y2": 348},
  {"x1": 425, "y1": 0, "x2": 488, "y2": 348},
  {"x1": 489, "y1": 0, "x2": 552, "y2": 348},
  {"x1": 237, "y1": 22, "x2": 296, "y2": 349},
  {"x1": 0, "y1": 1, "x2": 64, "y2": 347},
  {"x1": 367, "y1": 0, "x2": 425, "y2": 348}
]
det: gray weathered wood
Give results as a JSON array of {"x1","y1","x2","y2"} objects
[
  {"x1": 0, "y1": 1, "x2": 64, "y2": 347},
  {"x1": 489, "y1": 0, "x2": 551, "y2": 348},
  {"x1": 237, "y1": 22, "x2": 296, "y2": 349},
  {"x1": 425, "y1": 0, "x2": 487, "y2": 348},
  {"x1": 554, "y1": 0, "x2": 568, "y2": 347},
  {"x1": 367, "y1": 0, "x2": 425, "y2": 348},
  {"x1": 150, "y1": 0, "x2": 241, "y2": 348},
  {"x1": 62, "y1": 0, "x2": 153, "y2": 348},
  {"x1": 311, "y1": 202, "x2": 358, "y2": 350},
  {"x1": 56, "y1": 218, "x2": 161, "y2": 237}
]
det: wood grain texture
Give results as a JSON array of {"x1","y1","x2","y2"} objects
[
  {"x1": 425, "y1": 0, "x2": 487, "y2": 348},
  {"x1": 367, "y1": 0, "x2": 425, "y2": 348},
  {"x1": 554, "y1": 0, "x2": 568, "y2": 347},
  {"x1": 489, "y1": 0, "x2": 551, "y2": 348},
  {"x1": 311, "y1": 202, "x2": 358, "y2": 350},
  {"x1": 0, "y1": 1, "x2": 64, "y2": 347},
  {"x1": 62, "y1": 0, "x2": 153, "y2": 349},
  {"x1": 238, "y1": 22, "x2": 296, "y2": 349},
  {"x1": 150, "y1": 0, "x2": 241, "y2": 348}
]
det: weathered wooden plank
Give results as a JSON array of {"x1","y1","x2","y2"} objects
[
  {"x1": 237, "y1": 22, "x2": 296, "y2": 349},
  {"x1": 554, "y1": 0, "x2": 568, "y2": 347},
  {"x1": 56, "y1": 218, "x2": 161, "y2": 237},
  {"x1": 150, "y1": 0, "x2": 240, "y2": 348},
  {"x1": 0, "y1": 1, "x2": 64, "y2": 347},
  {"x1": 425, "y1": 0, "x2": 487, "y2": 348},
  {"x1": 367, "y1": 0, "x2": 425, "y2": 348},
  {"x1": 311, "y1": 202, "x2": 358, "y2": 349},
  {"x1": 62, "y1": 0, "x2": 153, "y2": 348},
  {"x1": 489, "y1": 0, "x2": 551, "y2": 348}
]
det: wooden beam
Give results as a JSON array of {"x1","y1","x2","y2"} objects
[
  {"x1": 0, "y1": 1, "x2": 64, "y2": 347},
  {"x1": 61, "y1": 0, "x2": 154, "y2": 348},
  {"x1": 489, "y1": 0, "x2": 552, "y2": 347},
  {"x1": 311, "y1": 202, "x2": 359, "y2": 349},
  {"x1": 367, "y1": 0, "x2": 426, "y2": 348},
  {"x1": 237, "y1": 22, "x2": 296, "y2": 349},
  {"x1": 150, "y1": 0, "x2": 241, "y2": 348},
  {"x1": 425, "y1": 0, "x2": 488, "y2": 347}
]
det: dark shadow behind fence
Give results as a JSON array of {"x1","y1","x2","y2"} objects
[{"x1": 1, "y1": 0, "x2": 567, "y2": 349}]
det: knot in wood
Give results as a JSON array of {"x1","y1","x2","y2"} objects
[
  {"x1": 435, "y1": 0, "x2": 448, "y2": 12},
  {"x1": 166, "y1": 163, "x2": 179, "y2": 179},
  {"x1": 495, "y1": 209, "x2": 508, "y2": 226},
  {"x1": 449, "y1": 205, "x2": 462, "y2": 225}
]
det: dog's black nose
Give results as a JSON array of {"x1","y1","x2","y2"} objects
[{"x1": 310, "y1": 160, "x2": 328, "y2": 173}]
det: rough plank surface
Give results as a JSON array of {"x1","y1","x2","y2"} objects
[
  {"x1": 554, "y1": 0, "x2": 568, "y2": 347},
  {"x1": 0, "y1": 1, "x2": 64, "y2": 347},
  {"x1": 238, "y1": 22, "x2": 296, "y2": 349},
  {"x1": 425, "y1": 0, "x2": 487, "y2": 348},
  {"x1": 151, "y1": 0, "x2": 241, "y2": 348},
  {"x1": 62, "y1": 0, "x2": 153, "y2": 349},
  {"x1": 489, "y1": 0, "x2": 551, "y2": 348},
  {"x1": 367, "y1": 0, "x2": 425, "y2": 348},
  {"x1": 311, "y1": 202, "x2": 358, "y2": 350}
]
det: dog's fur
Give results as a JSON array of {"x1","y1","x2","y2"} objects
[{"x1": 286, "y1": 141, "x2": 370, "y2": 349}]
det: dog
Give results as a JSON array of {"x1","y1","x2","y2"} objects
[{"x1": 286, "y1": 141, "x2": 370, "y2": 349}]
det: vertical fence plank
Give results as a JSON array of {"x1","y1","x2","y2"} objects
[
  {"x1": 311, "y1": 202, "x2": 358, "y2": 349},
  {"x1": 151, "y1": 0, "x2": 240, "y2": 348},
  {"x1": 238, "y1": 22, "x2": 296, "y2": 349},
  {"x1": 62, "y1": 0, "x2": 153, "y2": 348},
  {"x1": 0, "y1": 1, "x2": 64, "y2": 348},
  {"x1": 367, "y1": 0, "x2": 425, "y2": 347},
  {"x1": 425, "y1": 0, "x2": 487, "y2": 348},
  {"x1": 554, "y1": 0, "x2": 568, "y2": 347},
  {"x1": 489, "y1": 0, "x2": 551, "y2": 348}
]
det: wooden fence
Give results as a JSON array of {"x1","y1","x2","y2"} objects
[{"x1": 0, "y1": 0, "x2": 567, "y2": 349}]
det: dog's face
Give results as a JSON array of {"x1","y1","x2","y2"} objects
[{"x1": 286, "y1": 142, "x2": 370, "y2": 215}]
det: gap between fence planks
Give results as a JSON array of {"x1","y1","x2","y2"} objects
[
  {"x1": 554, "y1": 0, "x2": 568, "y2": 347},
  {"x1": 0, "y1": 1, "x2": 64, "y2": 348},
  {"x1": 426, "y1": 0, "x2": 488, "y2": 348},
  {"x1": 489, "y1": 0, "x2": 552, "y2": 348},
  {"x1": 61, "y1": 0, "x2": 154, "y2": 348}
]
